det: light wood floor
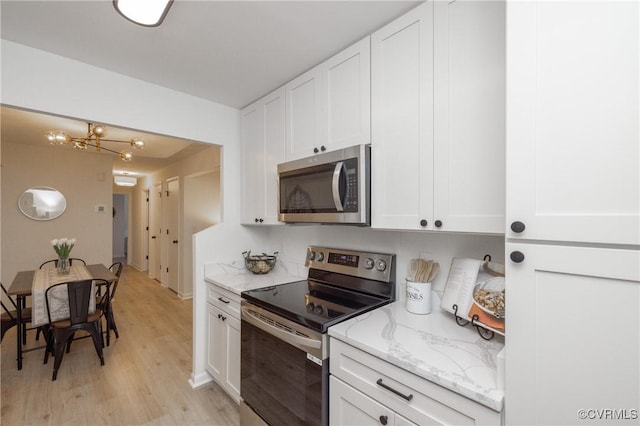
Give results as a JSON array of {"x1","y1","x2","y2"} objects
[{"x1": 1, "y1": 265, "x2": 240, "y2": 426}]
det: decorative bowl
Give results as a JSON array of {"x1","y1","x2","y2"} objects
[
  {"x1": 242, "y1": 251, "x2": 278, "y2": 274},
  {"x1": 472, "y1": 277, "x2": 505, "y2": 318}
]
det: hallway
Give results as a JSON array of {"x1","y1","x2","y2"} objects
[{"x1": 1, "y1": 265, "x2": 239, "y2": 425}]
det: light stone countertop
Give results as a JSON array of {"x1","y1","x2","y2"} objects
[
  {"x1": 204, "y1": 260, "x2": 307, "y2": 295},
  {"x1": 328, "y1": 292, "x2": 505, "y2": 412}
]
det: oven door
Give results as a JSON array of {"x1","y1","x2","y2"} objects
[{"x1": 241, "y1": 301, "x2": 328, "y2": 426}]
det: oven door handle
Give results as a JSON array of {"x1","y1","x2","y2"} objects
[
  {"x1": 332, "y1": 161, "x2": 346, "y2": 212},
  {"x1": 242, "y1": 306, "x2": 321, "y2": 355}
]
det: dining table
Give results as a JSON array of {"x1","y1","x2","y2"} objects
[{"x1": 8, "y1": 263, "x2": 118, "y2": 370}]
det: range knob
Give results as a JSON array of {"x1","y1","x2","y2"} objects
[
  {"x1": 364, "y1": 258, "x2": 375, "y2": 269},
  {"x1": 316, "y1": 252, "x2": 325, "y2": 261},
  {"x1": 314, "y1": 305, "x2": 324, "y2": 315},
  {"x1": 375, "y1": 259, "x2": 387, "y2": 272},
  {"x1": 307, "y1": 303, "x2": 315, "y2": 312},
  {"x1": 308, "y1": 251, "x2": 316, "y2": 261}
]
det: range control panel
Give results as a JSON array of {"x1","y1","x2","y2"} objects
[{"x1": 306, "y1": 246, "x2": 395, "y2": 283}]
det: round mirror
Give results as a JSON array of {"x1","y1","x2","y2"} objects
[{"x1": 18, "y1": 186, "x2": 67, "y2": 221}]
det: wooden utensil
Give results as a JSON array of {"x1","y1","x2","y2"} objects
[{"x1": 427, "y1": 262, "x2": 439, "y2": 282}]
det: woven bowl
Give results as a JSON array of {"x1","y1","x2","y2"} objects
[{"x1": 242, "y1": 251, "x2": 278, "y2": 274}]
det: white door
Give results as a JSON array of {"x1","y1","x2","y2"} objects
[
  {"x1": 285, "y1": 66, "x2": 322, "y2": 160},
  {"x1": 433, "y1": 0, "x2": 505, "y2": 234},
  {"x1": 165, "y1": 177, "x2": 180, "y2": 293},
  {"x1": 506, "y1": 0, "x2": 639, "y2": 245},
  {"x1": 505, "y1": 243, "x2": 640, "y2": 425},
  {"x1": 142, "y1": 189, "x2": 149, "y2": 271},
  {"x1": 371, "y1": 2, "x2": 434, "y2": 230},
  {"x1": 148, "y1": 183, "x2": 162, "y2": 280},
  {"x1": 322, "y1": 36, "x2": 371, "y2": 150}
]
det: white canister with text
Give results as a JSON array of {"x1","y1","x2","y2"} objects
[{"x1": 405, "y1": 279, "x2": 432, "y2": 315}]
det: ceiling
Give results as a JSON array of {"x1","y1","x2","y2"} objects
[{"x1": 0, "y1": 0, "x2": 421, "y2": 176}]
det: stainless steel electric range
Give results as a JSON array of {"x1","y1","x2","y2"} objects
[{"x1": 240, "y1": 246, "x2": 396, "y2": 426}]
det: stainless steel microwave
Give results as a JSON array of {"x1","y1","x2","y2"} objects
[{"x1": 277, "y1": 144, "x2": 370, "y2": 225}]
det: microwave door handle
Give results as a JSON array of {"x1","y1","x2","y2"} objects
[{"x1": 332, "y1": 161, "x2": 346, "y2": 212}]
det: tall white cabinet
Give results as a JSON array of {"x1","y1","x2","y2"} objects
[
  {"x1": 505, "y1": 2, "x2": 640, "y2": 424},
  {"x1": 240, "y1": 87, "x2": 285, "y2": 225},
  {"x1": 371, "y1": 0, "x2": 505, "y2": 234}
]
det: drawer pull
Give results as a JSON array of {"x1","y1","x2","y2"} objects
[
  {"x1": 376, "y1": 379, "x2": 413, "y2": 401},
  {"x1": 218, "y1": 297, "x2": 230, "y2": 304}
]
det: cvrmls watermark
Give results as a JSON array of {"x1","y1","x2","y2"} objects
[{"x1": 577, "y1": 409, "x2": 638, "y2": 421}]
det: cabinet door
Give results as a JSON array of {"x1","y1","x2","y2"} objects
[
  {"x1": 330, "y1": 376, "x2": 397, "y2": 426},
  {"x1": 240, "y1": 100, "x2": 263, "y2": 224},
  {"x1": 505, "y1": 243, "x2": 640, "y2": 425},
  {"x1": 262, "y1": 88, "x2": 286, "y2": 224},
  {"x1": 371, "y1": 2, "x2": 434, "y2": 230},
  {"x1": 206, "y1": 303, "x2": 225, "y2": 382},
  {"x1": 285, "y1": 66, "x2": 322, "y2": 160},
  {"x1": 322, "y1": 36, "x2": 371, "y2": 150},
  {"x1": 433, "y1": 0, "x2": 505, "y2": 234},
  {"x1": 223, "y1": 313, "x2": 241, "y2": 401},
  {"x1": 240, "y1": 88, "x2": 285, "y2": 225},
  {"x1": 506, "y1": 1, "x2": 639, "y2": 245}
]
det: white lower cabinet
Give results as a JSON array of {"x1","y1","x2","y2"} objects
[
  {"x1": 505, "y1": 243, "x2": 640, "y2": 425},
  {"x1": 206, "y1": 284, "x2": 241, "y2": 403},
  {"x1": 331, "y1": 376, "x2": 417, "y2": 426},
  {"x1": 330, "y1": 338, "x2": 501, "y2": 426}
]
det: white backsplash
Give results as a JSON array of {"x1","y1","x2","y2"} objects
[{"x1": 265, "y1": 225, "x2": 505, "y2": 300}]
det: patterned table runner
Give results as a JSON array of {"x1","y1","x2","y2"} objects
[{"x1": 32, "y1": 265, "x2": 95, "y2": 326}]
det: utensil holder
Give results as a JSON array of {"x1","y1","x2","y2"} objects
[{"x1": 405, "y1": 279, "x2": 432, "y2": 315}]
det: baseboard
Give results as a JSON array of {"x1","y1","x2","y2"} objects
[{"x1": 189, "y1": 371, "x2": 213, "y2": 389}]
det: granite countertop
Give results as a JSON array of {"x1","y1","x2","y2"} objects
[
  {"x1": 328, "y1": 292, "x2": 505, "y2": 412},
  {"x1": 204, "y1": 260, "x2": 307, "y2": 295}
]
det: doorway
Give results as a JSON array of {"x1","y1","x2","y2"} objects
[
  {"x1": 112, "y1": 193, "x2": 128, "y2": 263},
  {"x1": 149, "y1": 182, "x2": 162, "y2": 281}
]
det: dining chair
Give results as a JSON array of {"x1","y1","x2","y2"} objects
[
  {"x1": 39, "y1": 258, "x2": 87, "y2": 269},
  {"x1": 97, "y1": 262, "x2": 123, "y2": 345},
  {"x1": 43, "y1": 279, "x2": 105, "y2": 381},
  {"x1": 1, "y1": 282, "x2": 35, "y2": 344}
]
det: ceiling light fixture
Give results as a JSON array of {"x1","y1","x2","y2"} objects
[
  {"x1": 113, "y1": 0, "x2": 174, "y2": 27},
  {"x1": 114, "y1": 175, "x2": 138, "y2": 187},
  {"x1": 46, "y1": 122, "x2": 145, "y2": 162}
]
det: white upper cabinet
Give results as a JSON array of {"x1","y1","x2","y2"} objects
[
  {"x1": 322, "y1": 37, "x2": 371, "y2": 150},
  {"x1": 286, "y1": 37, "x2": 371, "y2": 161},
  {"x1": 372, "y1": 0, "x2": 505, "y2": 233},
  {"x1": 371, "y1": 2, "x2": 435, "y2": 230},
  {"x1": 285, "y1": 67, "x2": 322, "y2": 161},
  {"x1": 433, "y1": 0, "x2": 505, "y2": 234},
  {"x1": 241, "y1": 87, "x2": 285, "y2": 225},
  {"x1": 506, "y1": 1, "x2": 639, "y2": 245}
]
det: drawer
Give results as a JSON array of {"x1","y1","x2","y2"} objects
[
  {"x1": 207, "y1": 284, "x2": 241, "y2": 318},
  {"x1": 330, "y1": 338, "x2": 501, "y2": 426}
]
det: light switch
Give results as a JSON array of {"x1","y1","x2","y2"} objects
[{"x1": 95, "y1": 204, "x2": 106, "y2": 213}]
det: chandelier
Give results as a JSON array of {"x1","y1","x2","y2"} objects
[{"x1": 46, "y1": 123, "x2": 145, "y2": 162}]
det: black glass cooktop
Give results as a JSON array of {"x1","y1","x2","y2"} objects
[{"x1": 241, "y1": 279, "x2": 389, "y2": 333}]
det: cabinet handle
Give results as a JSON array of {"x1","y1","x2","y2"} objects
[
  {"x1": 320, "y1": 145, "x2": 326, "y2": 152},
  {"x1": 217, "y1": 313, "x2": 222, "y2": 319},
  {"x1": 511, "y1": 221, "x2": 526, "y2": 233},
  {"x1": 221, "y1": 315, "x2": 227, "y2": 321},
  {"x1": 376, "y1": 378, "x2": 413, "y2": 401},
  {"x1": 510, "y1": 251, "x2": 525, "y2": 263},
  {"x1": 434, "y1": 220, "x2": 443, "y2": 228},
  {"x1": 419, "y1": 219, "x2": 428, "y2": 227},
  {"x1": 218, "y1": 297, "x2": 230, "y2": 304},
  {"x1": 254, "y1": 218, "x2": 259, "y2": 223},
  {"x1": 259, "y1": 218, "x2": 264, "y2": 223},
  {"x1": 379, "y1": 415, "x2": 388, "y2": 425},
  {"x1": 313, "y1": 147, "x2": 319, "y2": 153}
]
